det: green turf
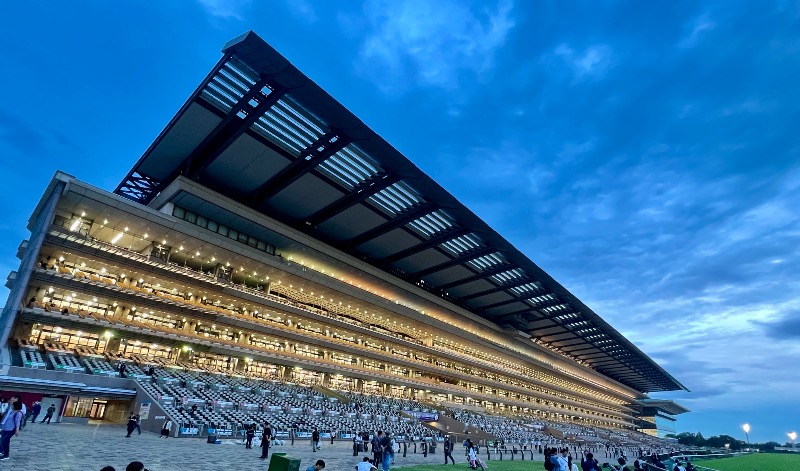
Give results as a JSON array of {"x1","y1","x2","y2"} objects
[{"x1": 691, "y1": 453, "x2": 800, "y2": 471}]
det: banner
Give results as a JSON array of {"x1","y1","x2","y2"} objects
[
  {"x1": 138, "y1": 401, "x2": 151, "y2": 420},
  {"x1": 180, "y1": 427, "x2": 200, "y2": 435}
]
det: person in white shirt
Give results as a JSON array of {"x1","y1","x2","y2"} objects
[
  {"x1": 555, "y1": 448, "x2": 570, "y2": 471},
  {"x1": 356, "y1": 457, "x2": 378, "y2": 471}
]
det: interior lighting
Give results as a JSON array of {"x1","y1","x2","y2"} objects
[
  {"x1": 69, "y1": 219, "x2": 81, "y2": 232},
  {"x1": 111, "y1": 232, "x2": 124, "y2": 244},
  {"x1": 103, "y1": 219, "x2": 108, "y2": 224}
]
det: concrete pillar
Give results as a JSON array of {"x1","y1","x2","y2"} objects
[
  {"x1": 105, "y1": 337, "x2": 121, "y2": 354},
  {"x1": 12, "y1": 321, "x2": 34, "y2": 342}
]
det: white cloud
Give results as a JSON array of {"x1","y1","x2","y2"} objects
[
  {"x1": 350, "y1": 0, "x2": 515, "y2": 91},
  {"x1": 552, "y1": 43, "x2": 614, "y2": 79},
  {"x1": 679, "y1": 13, "x2": 716, "y2": 48},
  {"x1": 196, "y1": 0, "x2": 251, "y2": 20},
  {"x1": 287, "y1": 0, "x2": 317, "y2": 23}
]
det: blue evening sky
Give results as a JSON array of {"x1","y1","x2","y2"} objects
[{"x1": 1, "y1": 1, "x2": 798, "y2": 443}]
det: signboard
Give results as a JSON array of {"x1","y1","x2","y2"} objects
[
  {"x1": 138, "y1": 401, "x2": 151, "y2": 420},
  {"x1": 180, "y1": 427, "x2": 200, "y2": 435}
]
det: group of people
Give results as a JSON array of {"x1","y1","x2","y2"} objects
[
  {"x1": 543, "y1": 448, "x2": 698, "y2": 471},
  {"x1": 0, "y1": 395, "x2": 58, "y2": 462}
]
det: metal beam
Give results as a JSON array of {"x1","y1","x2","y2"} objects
[
  {"x1": 458, "y1": 277, "x2": 543, "y2": 301},
  {"x1": 347, "y1": 202, "x2": 438, "y2": 248},
  {"x1": 250, "y1": 130, "x2": 351, "y2": 207},
  {"x1": 480, "y1": 293, "x2": 563, "y2": 312},
  {"x1": 436, "y1": 264, "x2": 518, "y2": 291},
  {"x1": 411, "y1": 246, "x2": 497, "y2": 278},
  {"x1": 304, "y1": 173, "x2": 401, "y2": 227},
  {"x1": 186, "y1": 79, "x2": 287, "y2": 179},
  {"x1": 380, "y1": 227, "x2": 472, "y2": 264}
]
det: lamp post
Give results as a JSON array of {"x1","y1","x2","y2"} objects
[
  {"x1": 789, "y1": 432, "x2": 797, "y2": 448},
  {"x1": 742, "y1": 423, "x2": 750, "y2": 446}
]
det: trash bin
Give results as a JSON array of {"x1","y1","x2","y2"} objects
[{"x1": 268, "y1": 453, "x2": 301, "y2": 471}]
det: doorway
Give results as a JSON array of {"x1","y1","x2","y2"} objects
[{"x1": 89, "y1": 400, "x2": 107, "y2": 419}]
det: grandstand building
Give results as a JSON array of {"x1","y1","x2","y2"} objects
[{"x1": 0, "y1": 32, "x2": 686, "y2": 439}]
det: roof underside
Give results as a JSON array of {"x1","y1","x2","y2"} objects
[
  {"x1": 639, "y1": 399, "x2": 690, "y2": 415},
  {"x1": 114, "y1": 31, "x2": 687, "y2": 394}
]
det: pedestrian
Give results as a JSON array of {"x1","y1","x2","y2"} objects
[
  {"x1": 356, "y1": 456, "x2": 378, "y2": 471},
  {"x1": 353, "y1": 431, "x2": 360, "y2": 456},
  {"x1": 372, "y1": 431, "x2": 383, "y2": 466},
  {"x1": 0, "y1": 398, "x2": 8, "y2": 421},
  {"x1": 0, "y1": 398, "x2": 23, "y2": 461},
  {"x1": 245, "y1": 423, "x2": 255, "y2": 449},
  {"x1": 260, "y1": 422, "x2": 273, "y2": 459},
  {"x1": 160, "y1": 419, "x2": 172, "y2": 438},
  {"x1": 380, "y1": 430, "x2": 394, "y2": 471},
  {"x1": 30, "y1": 401, "x2": 41, "y2": 424},
  {"x1": 444, "y1": 436, "x2": 455, "y2": 464},
  {"x1": 305, "y1": 459, "x2": 325, "y2": 471},
  {"x1": 312, "y1": 427, "x2": 321, "y2": 452},
  {"x1": 125, "y1": 413, "x2": 137, "y2": 437},
  {"x1": 42, "y1": 404, "x2": 56, "y2": 424},
  {"x1": 134, "y1": 413, "x2": 141, "y2": 435}
]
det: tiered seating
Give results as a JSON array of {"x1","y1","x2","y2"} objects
[
  {"x1": 128, "y1": 367, "x2": 432, "y2": 438},
  {"x1": 40, "y1": 242, "x2": 607, "y2": 415},
  {"x1": 81, "y1": 356, "x2": 118, "y2": 376},
  {"x1": 46, "y1": 351, "x2": 85, "y2": 372},
  {"x1": 20, "y1": 346, "x2": 46, "y2": 369}
]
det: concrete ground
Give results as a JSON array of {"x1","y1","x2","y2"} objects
[{"x1": 3, "y1": 422, "x2": 491, "y2": 471}]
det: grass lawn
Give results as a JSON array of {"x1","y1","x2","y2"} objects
[{"x1": 694, "y1": 453, "x2": 800, "y2": 471}]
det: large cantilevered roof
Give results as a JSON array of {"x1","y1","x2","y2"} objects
[{"x1": 115, "y1": 31, "x2": 687, "y2": 393}]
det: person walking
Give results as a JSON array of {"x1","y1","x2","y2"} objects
[
  {"x1": 444, "y1": 436, "x2": 455, "y2": 464},
  {"x1": 125, "y1": 413, "x2": 137, "y2": 437},
  {"x1": 312, "y1": 427, "x2": 321, "y2": 452},
  {"x1": 30, "y1": 401, "x2": 41, "y2": 424},
  {"x1": 42, "y1": 404, "x2": 56, "y2": 424},
  {"x1": 353, "y1": 431, "x2": 360, "y2": 456},
  {"x1": 372, "y1": 431, "x2": 383, "y2": 466},
  {"x1": 0, "y1": 398, "x2": 23, "y2": 461},
  {"x1": 134, "y1": 413, "x2": 142, "y2": 435}
]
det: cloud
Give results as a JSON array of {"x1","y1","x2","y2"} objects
[
  {"x1": 350, "y1": 0, "x2": 515, "y2": 91},
  {"x1": 552, "y1": 44, "x2": 614, "y2": 79},
  {"x1": 196, "y1": 0, "x2": 251, "y2": 20},
  {"x1": 753, "y1": 311, "x2": 800, "y2": 340},
  {"x1": 287, "y1": 0, "x2": 317, "y2": 23},
  {"x1": 679, "y1": 13, "x2": 716, "y2": 48}
]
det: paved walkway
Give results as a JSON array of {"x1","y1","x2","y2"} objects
[{"x1": 4, "y1": 422, "x2": 489, "y2": 471}]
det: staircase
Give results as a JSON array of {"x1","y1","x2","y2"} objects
[
  {"x1": 422, "y1": 414, "x2": 497, "y2": 442},
  {"x1": 312, "y1": 385, "x2": 350, "y2": 404}
]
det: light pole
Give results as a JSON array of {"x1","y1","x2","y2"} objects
[
  {"x1": 742, "y1": 423, "x2": 750, "y2": 446},
  {"x1": 789, "y1": 432, "x2": 797, "y2": 448}
]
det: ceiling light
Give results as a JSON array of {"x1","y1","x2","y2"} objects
[{"x1": 111, "y1": 232, "x2": 124, "y2": 244}]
